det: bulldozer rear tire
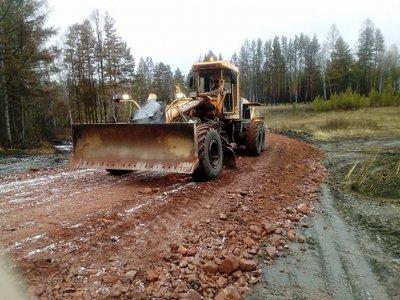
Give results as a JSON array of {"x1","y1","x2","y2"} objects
[
  {"x1": 192, "y1": 125, "x2": 223, "y2": 181},
  {"x1": 245, "y1": 120, "x2": 265, "y2": 156}
]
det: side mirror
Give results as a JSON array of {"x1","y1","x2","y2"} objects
[{"x1": 231, "y1": 72, "x2": 237, "y2": 84}]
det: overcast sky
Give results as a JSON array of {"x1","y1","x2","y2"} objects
[{"x1": 46, "y1": 0, "x2": 400, "y2": 73}]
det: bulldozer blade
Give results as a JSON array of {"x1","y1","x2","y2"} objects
[{"x1": 68, "y1": 123, "x2": 199, "y2": 174}]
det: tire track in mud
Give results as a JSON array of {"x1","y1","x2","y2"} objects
[
  {"x1": 248, "y1": 184, "x2": 390, "y2": 300},
  {"x1": 0, "y1": 169, "x2": 193, "y2": 259}
]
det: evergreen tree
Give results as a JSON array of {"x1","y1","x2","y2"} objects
[
  {"x1": 238, "y1": 40, "x2": 251, "y2": 98},
  {"x1": 0, "y1": 0, "x2": 57, "y2": 148},
  {"x1": 303, "y1": 35, "x2": 321, "y2": 101},
  {"x1": 133, "y1": 57, "x2": 153, "y2": 101},
  {"x1": 373, "y1": 28, "x2": 385, "y2": 91},
  {"x1": 357, "y1": 19, "x2": 376, "y2": 95},
  {"x1": 152, "y1": 62, "x2": 174, "y2": 101},
  {"x1": 63, "y1": 11, "x2": 135, "y2": 123},
  {"x1": 270, "y1": 36, "x2": 285, "y2": 104},
  {"x1": 327, "y1": 36, "x2": 354, "y2": 94},
  {"x1": 173, "y1": 68, "x2": 187, "y2": 95}
]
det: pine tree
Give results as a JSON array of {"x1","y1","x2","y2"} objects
[
  {"x1": 373, "y1": 28, "x2": 385, "y2": 91},
  {"x1": 0, "y1": 0, "x2": 57, "y2": 148},
  {"x1": 173, "y1": 68, "x2": 186, "y2": 95},
  {"x1": 63, "y1": 11, "x2": 135, "y2": 123},
  {"x1": 152, "y1": 62, "x2": 174, "y2": 101},
  {"x1": 357, "y1": 19, "x2": 375, "y2": 95},
  {"x1": 327, "y1": 36, "x2": 354, "y2": 94}
]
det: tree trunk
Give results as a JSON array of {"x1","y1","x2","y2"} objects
[
  {"x1": 1, "y1": 56, "x2": 12, "y2": 147},
  {"x1": 4, "y1": 92, "x2": 12, "y2": 147}
]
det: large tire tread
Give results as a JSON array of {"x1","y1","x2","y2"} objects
[
  {"x1": 192, "y1": 124, "x2": 223, "y2": 181},
  {"x1": 245, "y1": 120, "x2": 265, "y2": 156}
]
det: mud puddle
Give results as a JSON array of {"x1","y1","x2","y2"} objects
[{"x1": 0, "y1": 144, "x2": 71, "y2": 175}]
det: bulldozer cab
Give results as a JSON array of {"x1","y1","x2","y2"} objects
[{"x1": 191, "y1": 61, "x2": 240, "y2": 120}]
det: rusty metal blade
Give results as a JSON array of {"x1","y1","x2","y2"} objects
[{"x1": 68, "y1": 123, "x2": 199, "y2": 174}]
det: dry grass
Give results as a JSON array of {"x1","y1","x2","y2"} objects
[{"x1": 263, "y1": 105, "x2": 400, "y2": 140}]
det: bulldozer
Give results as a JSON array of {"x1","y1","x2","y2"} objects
[{"x1": 68, "y1": 60, "x2": 266, "y2": 181}]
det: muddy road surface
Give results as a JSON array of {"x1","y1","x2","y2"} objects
[{"x1": 0, "y1": 133, "x2": 394, "y2": 299}]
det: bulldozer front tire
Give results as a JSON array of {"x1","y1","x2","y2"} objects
[
  {"x1": 192, "y1": 125, "x2": 223, "y2": 181},
  {"x1": 245, "y1": 120, "x2": 265, "y2": 156}
]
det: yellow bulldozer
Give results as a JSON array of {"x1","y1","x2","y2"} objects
[{"x1": 68, "y1": 60, "x2": 266, "y2": 181}]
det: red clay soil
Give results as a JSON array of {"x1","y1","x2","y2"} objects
[{"x1": 0, "y1": 133, "x2": 327, "y2": 299}]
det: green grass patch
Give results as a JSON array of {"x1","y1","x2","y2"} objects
[{"x1": 345, "y1": 150, "x2": 400, "y2": 199}]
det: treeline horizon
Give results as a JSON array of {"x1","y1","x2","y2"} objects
[
  {"x1": 0, "y1": 0, "x2": 399, "y2": 149},
  {"x1": 233, "y1": 21, "x2": 399, "y2": 105}
]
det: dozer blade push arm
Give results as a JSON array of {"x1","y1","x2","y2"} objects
[{"x1": 68, "y1": 123, "x2": 199, "y2": 174}]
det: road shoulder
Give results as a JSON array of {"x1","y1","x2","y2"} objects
[{"x1": 248, "y1": 184, "x2": 389, "y2": 300}]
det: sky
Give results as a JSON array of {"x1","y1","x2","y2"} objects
[{"x1": 45, "y1": 0, "x2": 400, "y2": 74}]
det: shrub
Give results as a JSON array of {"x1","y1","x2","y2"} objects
[{"x1": 312, "y1": 96, "x2": 330, "y2": 112}]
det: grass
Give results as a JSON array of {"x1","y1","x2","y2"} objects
[
  {"x1": 263, "y1": 104, "x2": 400, "y2": 140},
  {"x1": 261, "y1": 103, "x2": 400, "y2": 199}
]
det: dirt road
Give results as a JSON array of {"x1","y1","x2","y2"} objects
[{"x1": 0, "y1": 133, "x2": 390, "y2": 299}]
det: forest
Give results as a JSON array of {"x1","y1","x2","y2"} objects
[{"x1": 0, "y1": 0, "x2": 399, "y2": 149}]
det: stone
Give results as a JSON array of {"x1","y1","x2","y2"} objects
[
  {"x1": 263, "y1": 223, "x2": 276, "y2": 234},
  {"x1": 109, "y1": 281, "x2": 128, "y2": 297},
  {"x1": 177, "y1": 245, "x2": 188, "y2": 255},
  {"x1": 141, "y1": 187, "x2": 153, "y2": 194},
  {"x1": 182, "y1": 289, "x2": 202, "y2": 300},
  {"x1": 179, "y1": 259, "x2": 188, "y2": 268},
  {"x1": 232, "y1": 248, "x2": 242, "y2": 256},
  {"x1": 249, "y1": 247, "x2": 258, "y2": 255},
  {"x1": 243, "y1": 236, "x2": 256, "y2": 247},
  {"x1": 214, "y1": 285, "x2": 242, "y2": 300},
  {"x1": 249, "y1": 225, "x2": 262, "y2": 235},
  {"x1": 219, "y1": 213, "x2": 227, "y2": 220},
  {"x1": 219, "y1": 230, "x2": 227, "y2": 237},
  {"x1": 203, "y1": 261, "x2": 219, "y2": 274},
  {"x1": 186, "y1": 248, "x2": 197, "y2": 256},
  {"x1": 232, "y1": 270, "x2": 242, "y2": 279},
  {"x1": 216, "y1": 276, "x2": 228, "y2": 288},
  {"x1": 219, "y1": 255, "x2": 239, "y2": 275},
  {"x1": 239, "y1": 191, "x2": 248, "y2": 196},
  {"x1": 145, "y1": 270, "x2": 159, "y2": 282},
  {"x1": 239, "y1": 259, "x2": 257, "y2": 271},
  {"x1": 269, "y1": 234, "x2": 283, "y2": 246},
  {"x1": 266, "y1": 246, "x2": 277, "y2": 259},
  {"x1": 288, "y1": 214, "x2": 300, "y2": 222},
  {"x1": 124, "y1": 270, "x2": 137, "y2": 278},
  {"x1": 297, "y1": 203, "x2": 310, "y2": 215},
  {"x1": 101, "y1": 274, "x2": 119, "y2": 284},
  {"x1": 169, "y1": 243, "x2": 179, "y2": 252},
  {"x1": 287, "y1": 231, "x2": 296, "y2": 242},
  {"x1": 286, "y1": 206, "x2": 295, "y2": 213},
  {"x1": 27, "y1": 285, "x2": 45, "y2": 296},
  {"x1": 298, "y1": 235, "x2": 306, "y2": 243}
]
